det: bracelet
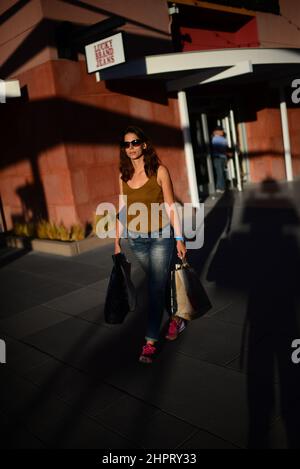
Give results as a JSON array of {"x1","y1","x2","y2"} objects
[{"x1": 175, "y1": 236, "x2": 184, "y2": 241}]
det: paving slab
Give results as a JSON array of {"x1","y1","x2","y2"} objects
[
  {"x1": 0, "y1": 335, "x2": 51, "y2": 376},
  {"x1": 5, "y1": 251, "x2": 109, "y2": 286},
  {"x1": 44, "y1": 286, "x2": 104, "y2": 316},
  {"x1": 1, "y1": 181, "x2": 300, "y2": 448},
  {"x1": 92, "y1": 393, "x2": 197, "y2": 449},
  {"x1": 0, "y1": 293, "x2": 43, "y2": 319},
  {"x1": 0, "y1": 425, "x2": 46, "y2": 449},
  {"x1": 175, "y1": 316, "x2": 246, "y2": 366},
  {"x1": 24, "y1": 357, "x2": 126, "y2": 415},
  {"x1": 0, "y1": 268, "x2": 81, "y2": 318},
  {"x1": 71, "y1": 243, "x2": 114, "y2": 268},
  {"x1": 103, "y1": 350, "x2": 281, "y2": 448},
  {"x1": 0, "y1": 367, "x2": 41, "y2": 416},
  {"x1": 0, "y1": 390, "x2": 135, "y2": 449},
  {"x1": 0, "y1": 305, "x2": 69, "y2": 339},
  {"x1": 21, "y1": 315, "x2": 145, "y2": 378},
  {"x1": 180, "y1": 429, "x2": 239, "y2": 449}
]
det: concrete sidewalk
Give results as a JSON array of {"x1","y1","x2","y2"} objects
[{"x1": 1, "y1": 179, "x2": 300, "y2": 449}]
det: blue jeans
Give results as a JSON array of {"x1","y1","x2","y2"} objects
[
  {"x1": 128, "y1": 227, "x2": 174, "y2": 342},
  {"x1": 213, "y1": 156, "x2": 226, "y2": 190}
]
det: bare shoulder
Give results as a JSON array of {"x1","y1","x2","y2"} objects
[{"x1": 157, "y1": 164, "x2": 170, "y2": 182}]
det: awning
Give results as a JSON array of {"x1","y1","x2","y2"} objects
[{"x1": 96, "y1": 47, "x2": 300, "y2": 91}]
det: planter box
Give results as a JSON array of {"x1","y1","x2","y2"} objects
[{"x1": 5, "y1": 234, "x2": 113, "y2": 257}]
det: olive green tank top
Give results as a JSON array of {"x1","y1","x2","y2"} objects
[{"x1": 122, "y1": 174, "x2": 169, "y2": 233}]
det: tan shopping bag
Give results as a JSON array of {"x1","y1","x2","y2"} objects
[{"x1": 170, "y1": 261, "x2": 212, "y2": 321}]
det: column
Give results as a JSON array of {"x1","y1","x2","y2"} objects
[
  {"x1": 201, "y1": 113, "x2": 215, "y2": 194},
  {"x1": 280, "y1": 87, "x2": 293, "y2": 181},
  {"x1": 230, "y1": 109, "x2": 242, "y2": 191},
  {"x1": 177, "y1": 91, "x2": 200, "y2": 207}
]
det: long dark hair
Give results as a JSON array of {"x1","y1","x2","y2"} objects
[{"x1": 119, "y1": 126, "x2": 161, "y2": 182}]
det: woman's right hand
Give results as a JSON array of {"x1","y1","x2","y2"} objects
[{"x1": 114, "y1": 241, "x2": 121, "y2": 255}]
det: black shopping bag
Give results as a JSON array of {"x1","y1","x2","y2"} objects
[
  {"x1": 104, "y1": 253, "x2": 136, "y2": 324},
  {"x1": 166, "y1": 260, "x2": 212, "y2": 321}
]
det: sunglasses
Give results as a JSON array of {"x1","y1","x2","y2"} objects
[{"x1": 121, "y1": 139, "x2": 143, "y2": 149}]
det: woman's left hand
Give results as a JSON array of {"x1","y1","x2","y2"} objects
[{"x1": 176, "y1": 240, "x2": 187, "y2": 260}]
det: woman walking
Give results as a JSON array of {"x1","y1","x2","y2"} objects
[{"x1": 115, "y1": 126, "x2": 187, "y2": 363}]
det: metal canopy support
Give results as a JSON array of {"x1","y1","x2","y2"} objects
[
  {"x1": 280, "y1": 87, "x2": 293, "y2": 181},
  {"x1": 229, "y1": 109, "x2": 242, "y2": 191},
  {"x1": 224, "y1": 115, "x2": 236, "y2": 184},
  {"x1": 222, "y1": 117, "x2": 233, "y2": 187},
  {"x1": 224, "y1": 116, "x2": 232, "y2": 147},
  {"x1": 201, "y1": 113, "x2": 215, "y2": 194},
  {"x1": 177, "y1": 91, "x2": 200, "y2": 207},
  {"x1": 238, "y1": 122, "x2": 251, "y2": 183}
]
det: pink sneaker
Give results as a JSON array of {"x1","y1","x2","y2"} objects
[
  {"x1": 139, "y1": 343, "x2": 156, "y2": 364},
  {"x1": 165, "y1": 318, "x2": 186, "y2": 341}
]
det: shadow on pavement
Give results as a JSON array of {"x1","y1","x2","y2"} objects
[{"x1": 206, "y1": 178, "x2": 300, "y2": 448}]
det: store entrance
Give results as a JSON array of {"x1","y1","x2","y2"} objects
[{"x1": 186, "y1": 91, "x2": 248, "y2": 199}]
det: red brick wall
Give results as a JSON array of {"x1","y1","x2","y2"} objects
[
  {"x1": 53, "y1": 61, "x2": 187, "y2": 224},
  {"x1": 246, "y1": 108, "x2": 286, "y2": 182},
  {"x1": 0, "y1": 60, "x2": 78, "y2": 229},
  {"x1": 181, "y1": 17, "x2": 259, "y2": 51},
  {"x1": 288, "y1": 108, "x2": 300, "y2": 177},
  {"x1": 256, "y1": 0, "x2": 300, "y2": 48},
  {"x1": 0, "y1": 0, "x2": 172, "y2": 79},
  {"x1": 0, "y1": 59, "x2": 188, "y2": 230}
]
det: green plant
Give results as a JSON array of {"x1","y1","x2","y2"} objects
[
  {"x1": 92, "y1": 213, "x2": 102, "y2": 235},
  {"x1": 13, "y1": 223, "x2": 24, "y2": 237},
  {"x1": 13, "y1": 219, "x2": 87, "y2": 242},
  {"x1": 46, "y1": 222, "x2": 59, "y2": 240},
  {"x1": 13, "y1": 222, "x2": 35, "y2": 238},
  {"x1": 70, "y1": 224, "x2": 85, "y2": 241},
  {"x1": 36, "y1": 220, "x2": 49, "y2": 239},
  {"x1": 57, "y1": 224, "x2": 70, "y2": 241}
]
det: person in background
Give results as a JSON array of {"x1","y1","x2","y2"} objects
[{"x1": 211, "y1": 125, "x2": 229, "y2": 193}]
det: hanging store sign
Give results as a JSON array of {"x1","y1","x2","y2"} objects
[{"x1": 85, "y1": 32, "x2": 125, "y2": 73}]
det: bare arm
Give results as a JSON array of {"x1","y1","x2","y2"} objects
[{"x1": 157, "y1": 165, "x2": 187, "y2": 259}]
